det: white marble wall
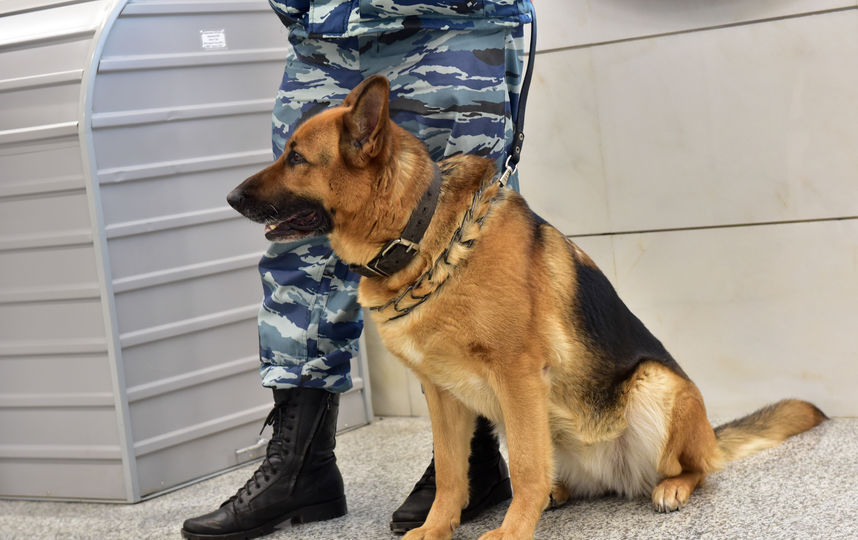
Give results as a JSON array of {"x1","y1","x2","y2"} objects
[{"x1": 367, "y1": 2, "x2": 858, "y2": 419}]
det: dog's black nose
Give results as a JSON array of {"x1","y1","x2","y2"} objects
[{"x1": 227, "y1": 188, "x2": 246, "y2": 211}]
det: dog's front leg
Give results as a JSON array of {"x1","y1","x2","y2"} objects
[
  {"x1": 403, "y1": 376, "x2": 475, "y2": 540},
  {"x1": 480, "y1": 368, "x2": 552, "y2": 540}
]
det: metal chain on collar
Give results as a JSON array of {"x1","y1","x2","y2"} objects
[
  {"x1": 370, "y1": 178, "x2": 501, "y2": 322},
  {"x1": 369, "y1": 3, "x2": 536, "y2": 319}
]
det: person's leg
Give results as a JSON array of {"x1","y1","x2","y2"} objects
[
  {"x1": 358, "y1": 26, "x2": 525, "y2": 532},
  {"x1": 257, "y1": 237, "x2": 362, "y2": 395},
  {"x1": 375, "y1": 25, "x2": 524, "y2": 188},
  {"x1": 182, "y1": 36, "x2": 362, "y2": 540}
]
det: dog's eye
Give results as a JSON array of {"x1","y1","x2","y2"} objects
[{"x1": 287, "y1": 150, "x2": 306, "y2": 166}]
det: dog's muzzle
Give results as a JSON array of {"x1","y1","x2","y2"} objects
[{"x1": 227, "y1": 187, "x2": 332, "y2": 242}]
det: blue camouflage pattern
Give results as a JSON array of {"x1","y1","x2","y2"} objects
[
  {"x1": 269, "y1": 0, "x2": 533, "y2": 38},
  {"x1": 259, "y1": 1, "x2": 531, "y2": 393},
  {"x1": 259, "y1": 237, "x2": 362, "y2": 391}
]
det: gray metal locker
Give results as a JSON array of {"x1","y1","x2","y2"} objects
[{"x1": 0, "y1": 0, "x2": 373, "y2": 502}]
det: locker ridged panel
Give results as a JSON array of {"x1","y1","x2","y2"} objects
[
  {"x1": 0, "y1": 0, "x2": 124, "y2": 501},
  {"x1": 1, "y1": 0, "x2": 373, "y2": 502},
  {"x1": 92, "y1": 0, "x2": 371, "y2": 499},
  {"x1": 1, "y1": 460, "x2": 126, "y2": 501}
]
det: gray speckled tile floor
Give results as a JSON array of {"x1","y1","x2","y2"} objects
[{"x1": 1, "y1": 416, "x2": 856, "y2": 540}]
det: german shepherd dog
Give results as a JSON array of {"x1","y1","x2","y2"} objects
[{"x1": 228, "y1": 75, "x2": 826, "y2": 539}]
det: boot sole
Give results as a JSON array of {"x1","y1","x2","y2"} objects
[
  {"x1": 389, "y1": 477, "x2": 512, "y2": 534},
  {"x1": 182, "y1": 496, "x2": 348, "y2": 540}
]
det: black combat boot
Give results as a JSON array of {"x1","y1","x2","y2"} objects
[
  {"x1": 182, "y1": 388, "x2": 346, "y2": 540},
  {"x1": 389, "y1": 416, "x2": 512, "y2": 533}
]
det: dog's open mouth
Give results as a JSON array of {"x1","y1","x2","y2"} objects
[{"x1": 264, "y1": 204, "x2": 332, "y2": 242}]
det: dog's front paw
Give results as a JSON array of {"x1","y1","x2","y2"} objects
[
  {"x1": 478, "y1": 528, "x2": 532, "y2": 540},
  {"x1": 651, "y1": 478, "x2": 691, "y2": 512},
  {"x1": 403, "y1": 525, "x2": 454, "y2": 540}
]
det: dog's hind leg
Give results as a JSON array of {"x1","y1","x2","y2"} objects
[
  {"x1": 548, "y1": 482, "x2": 571, "y2": 509},
  {"x1": 652, "y1": 379, "x2": 721, "y2": 512},
  {"x1": 652, "y1": 470, "x2": 706, "y2": 512},
  {"x1": 403, "y1": 377, "x2": 475, "y2": 540}
]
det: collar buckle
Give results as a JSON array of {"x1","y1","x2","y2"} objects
[
  {"x1": 380, "y1": 237, "x2": 419, "y2": 257},
  {"x1": 349, "y1": 164, "x2": 442, "y2": 279},
  {"x1": 350, "y1": 238, "x2": 421, "y2": 278}
]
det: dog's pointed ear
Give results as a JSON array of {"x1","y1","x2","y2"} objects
[{"x1": 343, "y1": 75, "x2": 390, "y2": 160}]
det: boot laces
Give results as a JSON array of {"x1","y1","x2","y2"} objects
[{"x1": 223, "y1": 406, "x2": 291, "y2": 507}]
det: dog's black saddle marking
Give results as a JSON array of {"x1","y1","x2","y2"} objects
[{"x1": 570, "y1": 258, "x2": 689, "y2": 408}]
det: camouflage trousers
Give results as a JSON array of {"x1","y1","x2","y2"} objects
[{"x1": 259, "y1": 26, "x2": 524, "y2": 393}]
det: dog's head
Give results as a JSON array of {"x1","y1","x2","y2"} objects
[{"x1": 227, "y1": 75, "x2": 394, "y2": 243}]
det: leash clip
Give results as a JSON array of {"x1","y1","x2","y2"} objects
[{"x1": 497, "y1": 155, "x2": 517, "y2": 188}]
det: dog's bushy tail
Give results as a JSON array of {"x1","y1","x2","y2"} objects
[{"x1": 714, "y1": 399, "x2": 827, "y2": 462}]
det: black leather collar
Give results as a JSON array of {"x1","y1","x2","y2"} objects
[{"x1": 349, "y1": 164, "x2": 443, "y2": 278}]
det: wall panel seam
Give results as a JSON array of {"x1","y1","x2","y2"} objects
[
  {"x1": 0, "y1": 392, "x2": 115, "y2": 408},
  {"x1": 112, "y1": 251, "x2": 262, "y2": 292},
  {"x1": 0, "y1": 443, "x2": 123, "y2": 460},
  {"x1": 104, "y1": 206, "x2": 239, "y2": 238},
  {"x1": 91, "y1": 98, "x2": 274, "y2": 128},
  {"x1": 119, "y1": 303, "x2": 258, "y2": 348},
  {"x1": 0, "y1": 229, "x2": 93, "y2": 251},
  {"x1": 125, "y1": 355, "x2": 259, "y2": 403},
  {"x1": 0, "y1": 0, "x2": 96, "y2": 18},
  {"x1": 0, "y1": 69, "x2": 83, "y2": 92},
  {"x1": 0, "y1": 176, "x2": 86, "y2": 199},
  {"x1": 120, "y1": 1, "x2": 270, "y2": 16},
  {"x1": 98, "y1": 48, "x2": 288, "y2": 72},
  {"x1": 0, "y1": 30, "x2": 96, "y2": 53},
  {"x1": 133, "y1": 403, "x2": 271, "y2": 457},
  {"x1": 565, "y1": 215, "x2": 858, "y2": 240},
  {"x1": 0, "y1": 283, "x2": 101, "y2": 304},
  {"x1": 0, "y1": 122, "x2": 78, "y2": 145},
  {"x1": 0, "y1": 337, "x2": 108, "y2": 357},
  {"x1": 535, "y1": 5, "x2": 858, "y2": 55},
  {"x1": 97, "y1": 149, "x2": 272, "y2": 184}
]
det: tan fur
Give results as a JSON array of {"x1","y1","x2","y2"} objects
[
  {"x1": 714, "y1": 399, "x2": 828, "y2": 461},
  {"x1": 231, "y1": 76, "x2": 827, "y2": 539}
]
